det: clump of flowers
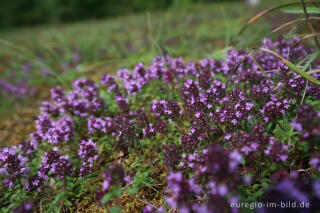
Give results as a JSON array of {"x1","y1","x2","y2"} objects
[
  {"x1": 46, "y1": 116, "x2": 74, "y2": 144},
  {"x1": 143, "y1": 123, "x2": 156, "y2": 138},
  {"x1": 166, "y1": 172, "x2": 202, "y2": 211},
  {"x1": 40, "y1": 101, "x2": 61, "y2": 117},
  {"x1": 35, "y1": 113, "x2": 74, "y2": 144},
  {"x1": 291, "y1": 104, "x2": 320, "y2": 143},
  {"x1": 100, "y1": 74, "x2": 119, "y2": 93},
  {"x1": 13, "y1": 202, "x2": 33, "y2": 213},
  {"x1": 38, "y1": 148, "x2": 73, "y2": 179},
  {"x1": 0, "y1": 147, "x2": 28, "y2": 188},
  {"x1": 78, "y1": 139, "x2": 99, "y2": 176},
  {"x1": 25, "y1": 173, "x2": 43, "y2": 192},
  {"x1": 167, "y1": 144, "x2": 243, "y2": 212},
  {"x1": 17, "y1": 139, "x2": 38, "y2": 160},
  {"x1": 115, "y1": 93, "x2": 130, "y2": 113},
  {"x1": 261, "y1": 95, "x2": 289, "y2": 123},
  {"x1": 213, "y1": 88, "x2": 254, "y2": 128},
  {"x1": 260, "y1": 173, "x2": 320, "y2": 212},
  {"x1": 228, "y1": 124, "x2": 289, "y2": 167},
  {"x1": 151, "y1": 99, "x2": 182, "y2": 120},
  {"x1": 50, "y1": 155, "x2": 73, "y2": 179},
  {"x1": 96, "y1": 164, "x2": 131, "y2": 205},
  {"x1": 88, "y1": 116, "x2": 107, "y2": 134}
]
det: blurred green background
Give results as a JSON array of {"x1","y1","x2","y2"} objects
[{"x1": 0, "y1": 0, "x2": 242, "y2": 28}]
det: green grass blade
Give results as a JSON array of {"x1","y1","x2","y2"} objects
[
  {"x1": 260, "y1": 47, "x2": 320, "y2": 87},
  {"x1": 282, "y1": 7, "x2": 320, "y2": 14}
]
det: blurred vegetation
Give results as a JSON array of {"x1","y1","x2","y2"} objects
[{"x1": 0, "y1": 0, "x2": 242, "y2": 28}]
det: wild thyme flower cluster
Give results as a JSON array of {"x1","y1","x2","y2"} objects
[
  {"x1": 96, "y1": 164, "x2": 131, "y2": 205},
  {"x1": 17, "y1": 139, "x2": 38, "y2": 160},
  {"x1": 115, "y1": 93, "x2": 130, "y2": 113},
  {"x1": 88, "y1": 116, "x2": 114, "y2": 135},
  {"x1": 260, "y1": 172, "x2": 320, "y2": 212},
  {"x1": 100, "y1": 74, "x2": 119, "y2": 93},
  {"x1": 13, "y1": 202, "x2": 33, "y2": 213},
  {"x1": 291, "y1": 104, "x2": 320, "y2": 174},
  {"x1": 78, "y1": 139, "x2": 99, "y2": 176},
  {"x1": 167, "y1": 144, "x2": 243, "y2": 212},
  {"x1": 213, "y1": 88, "x2": 254, "y2": 128},
  {"x1": 0, "y1": 79, "x2": 37, "y2": 98},
  {"x1": 50, "y1": 155, "x2": 73, "y2": 179},
  {"x1": 228, "y1": 124, "x2": 289, "y2": 167},
  {"x1": 260, "y1": 95, "x2": 290, "y2": 123},
  {"x1": 50, "y1": 79, "x2": 105, "y2": 117},
  {"x1": 2, "y1": 37, "x2": 320, "y2": 212},
  {"x1": 0, "y1": 147, "x2": 28, "y2": 188},
  {"x1": 40, "y1": 101, "x2": 62, "y2": 117},
  {"x1": 258, "y1": 37, "x2": 311, "y2": 71},
  {"x1": 25, "y1": 173, "x2": 43, "y2": 192},
  {"x1": 38, "y1": 148, "x2": 73, "y2": 180},
  {"x1": 291, "y1": 104, "x2": 320, "y2": 143},
  {"x1": 35, "y1": 113, "x2": 74, "y2": 144},
  {"x1": 151, "y1": 99, "x2": 182, "y2": 120}
]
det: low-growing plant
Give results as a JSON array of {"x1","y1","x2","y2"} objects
[{"x1": 1, "y1": 34, "x2": 320, "y2": 212}]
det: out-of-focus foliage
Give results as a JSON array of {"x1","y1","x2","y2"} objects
[{"x1": 0, "y1": 0, "x2": 241, "y2": 28}]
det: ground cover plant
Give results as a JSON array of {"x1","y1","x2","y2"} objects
[
  {"x1": 1, "y1": 36, "x2": 320, "y2": 212},
  {"x1": 1, "y1": 0, "x2": 320, "y2": 212}
]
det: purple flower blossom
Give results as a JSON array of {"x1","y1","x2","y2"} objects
[
  {"x1": 25, "y1": 174, "x2": 43, "y2": 192},
  {"x1": 115, "y1": 93, "x2": 130, "y2": 113},
  {"x1": 261, "y1": 96, "x2": 289, "y2": 123},
  {"x1": 78, "y1": 139, "x2": 99, "y2": 176},
  {"x1": 151, "y1": 99, "x2": 182, "y2": 120},
  {"x1": 13, "y1": 202, "x2": 33, "y2": 213},
  {"x1": 97, "y1": 164, "x2": 130, "y2": 205},
  {"x1": 143, "y1": 123, "x2": 156, "y2": 138},
  {"x1": 40, "y1": 101, "x2": 62, "y2": 117},
  {"x1": 0, "y1": 147, "x2": 28, "y2": 188},
  {"x1": 291, "y1": 104, "x2": 320, "y2": 146},
  {"x1": 46, "y1": 116, "x2": 74, "y2": 144},
  {"x1": 100, "y1": 74, "x2": 119, "y2": 93},
  {"x1": 50, "y1": 155, "x2": 73, "y2": 179},
  {"x1": 88, "y1": 116, "x2": 107, "y2": 134},
  {"x1": 17, "y1": 139, "x2": 38, "y2": 160}
]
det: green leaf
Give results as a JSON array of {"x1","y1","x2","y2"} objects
[
  {"x1": 270, "y1": 163, "x2": 277, "y2": 172},
  {"x1": 65, "y1": 200, "x2": 73, "y2": 207},
  {"x1": 54, "y1": 191, "x2": 65, "y2": 205},
  {"x1": 101, "y1": 193, "x2": 113, "y2": 205},
  {"x1": 252, "y1": 184, "x2": 260, "y2": 190},
  {"x1": 273, "y1": 120, "x2": 292, "y2": 141},
  {"x1": 52, "y1": 206, "x2": 59, "y2": 213},
  {"x1": 125, "y1": 186, "x2": 139, "y2": 195},
  {"x1": 110, "y1": 206, "x2": 121, "y2": 213},
  {"x1": 261, "y1": 170, "x2": 268, "y2": 178},
  {"x1": 112, "y1": 186, "x2": 122, "y2": 197},
  {"x1": 141, "y1": 171, "x2": 149, "y2": 179}
]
